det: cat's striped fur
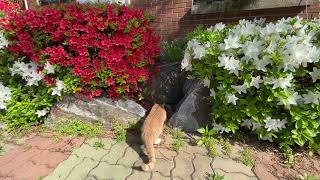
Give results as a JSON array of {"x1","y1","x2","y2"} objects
[{"x1": 141, "y1": 104, "x2": 167, "y2": 171}]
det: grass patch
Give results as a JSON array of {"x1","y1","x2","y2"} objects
[
  {"x1": 170, "y1": 128, "x2": 185, "y2": 152},
  {"x1": 111, "y1": 121, "x2": 127, "y2": 142},
  {"x1": 171, "y1": 139, "x2": 185, "y2": 152},
  {"x1": 0, "y1": 144, "x2": 3, "y2": 153},
  {"x1": 207, "y1": 171, "x2": 225, "y2": 180},
  {"x1": 207, "y1": 139, "x2": 220, "y2": 158},
  {"x1": 238, "y1": 147, "x2": 256, "y2": 167},
  {"x1": 298, "y1": 173, "x2": 318, "y2": 180},
  {"x1": 220, "y1": 138, "x2": 233, "y2": 157},
  {"x1": 53, "y1": 119, "x2": 103, "y2": 138},
  {"x1": 93, "y1": 141, "x2": 105, "y2": 150}
]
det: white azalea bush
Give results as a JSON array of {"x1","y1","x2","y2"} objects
[
  {"x1": 0, "y1": 51, "x2": 79, "y2": 131},
  {"x1": 183, "y1": 17, "x2": 320, "y2": 152}
]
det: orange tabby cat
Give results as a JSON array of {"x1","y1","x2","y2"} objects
[{"x1": 141, "y1": 104, "x2": 167, "y2": 171}]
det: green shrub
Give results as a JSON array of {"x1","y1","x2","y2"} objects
[
  {"x1": 158, "y1": 39, "x2": 187, "y2": 63},
  {"x1": 53, "y1": 119, "x2": 103, "y2": 138},
  {"x1": 183, "y1": 18, "x2": 320, "y2": 152}
]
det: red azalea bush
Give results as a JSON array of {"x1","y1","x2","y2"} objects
[{"x1": 3, "y1": 3, "x2": 160, "y2": 99}]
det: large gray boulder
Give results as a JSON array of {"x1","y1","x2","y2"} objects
[
  {"x1": 46, "y1": 95, "x2": 146, "y2": 129},
  {"x1": 168, "y1": 80, "x2": 210, "y2": 132},
  {"x1": 146, "y1": 62, "x2": 186, "y2": 105}
]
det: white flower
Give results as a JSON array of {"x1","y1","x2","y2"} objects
[
  {"x1": 224, "y1": 35, "x2": 241, "y2": 50},
  {"x1": 51, "y1": 79, "x2": 66, "y2": 96},
  {"x1": 252, "y1": 122, "x2": 262, "y2": 131},
  {"x1": 277, "y1": 91, "x2": 300, "y2": 108},
  {"x1": 35, "y1": 109, "x2": 48, "y2": 117},
  {"x1": 0, "y1": 82, "x2": 11, "y2": 110},
  {"x1": 210, "y1": 89, "x2": 216, "y2": 99},
  {"x1": 309, "y1": 67, "x2": 320, "y2": 83},
  {"x1": 26, "y1": 71, "x2": 44, "y2": 86},
  {"x1": 212, "y1": 121, "x2": 230, "y2": 134},
  {"x1": 242, "y1": 38, "x2": 263, "y2": 61},
  {"x1": 241, "y1": 119, "x2": 252, "y2": 129},
  {"x1": 193, "y1": 45, "x2": 207, "y2": 59},
  {"x1": 0, "y1": 31, "x2": 9, "y2": 49},
  {"x1": 203, "y1": 77, "x2": 210, "y2": 88},
  {"x1": 187, "y1": 39, "x2": 208, "y2": 59},
  {"x1": 293, "y1": 16, "x2": 303, "y2": 29},
  {"x1": 264, "y1": 117, "x2": 287, "y2": 132},
  {"x1": 302, "y1": 90, "x2": 320, "y2": 105},
  {"x1": 213, "y1": 22, "x2": 225, "y2": 31},
  {"x1": 265, "y1": 41, "x2": 277, "y2": 54},
  {"x1": 255, "y1": 58, "x2": 271, "y2": 72},
  {"x1": 231, "y1": 84, "x2": 247, "y2": 94},
  {"x1": 44, "y1": 62, "x2": 55, "y2": 74},
  {"x1": 218, "y1": 55, "x2": 241, "y2": 76},
  {"x1": 227, "y1": 94, "x2": 239, "y2": 105},
  {"x1": 181, "y1": 51, "x2": 192, "y2": 71},
  {"x1": 9, "y1": 60, "x2": 44, "y2": 86},
  {"x1": 250, "y1": 76, "x2": 263, "y2": 89},
  {"x1": 262, "y1": 135, "x2": 273, "y2": 142},
  {"x1": 265, "y1": 74, "x2": 293, "y2": 89}
]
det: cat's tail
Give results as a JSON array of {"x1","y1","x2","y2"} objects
[{"x1": 141, "y1": 138, "x2": 156, "y2": 171}]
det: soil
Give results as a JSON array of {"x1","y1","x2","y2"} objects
[{"x1": 234, "y1": 133, "x2": 320, "y2": 180}]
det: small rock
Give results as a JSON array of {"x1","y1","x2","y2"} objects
[
  {"x1": 46, "y1": 95, "x2": 146, "y2": 129},
  {"x1": 169, "y1": 81, "x2": 210, "y2": 132}
]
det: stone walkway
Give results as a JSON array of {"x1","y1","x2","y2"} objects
[
  {"x1": 0, "y1": 131, "x2": 258, "y2": 180},
  {"x1": 44, "y1": 135, "x2": 257, "y2": 180}
]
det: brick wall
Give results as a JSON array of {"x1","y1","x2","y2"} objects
[{"x1": 132, "y1": 0, "x2": 320, "y2": 41}]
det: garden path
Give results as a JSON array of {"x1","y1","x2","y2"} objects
[{"x1": 0, "y1": 131, "x2": 258, "y2": 180}]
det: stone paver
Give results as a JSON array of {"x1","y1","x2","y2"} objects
[
  {"x1": 64, "y1": 158, "x2": 99, "y2": 180},
  {"x1": 171, "y1": 151, "x2": 194, "y2": 180},
  {"x1": 211, "y1": 158, "x2": 258, "y2": 179},
  {"x1": 126, "y1": 170, "x2": 151, "y2": 180},
  {"x1": 192, "y1": 154, "x2": 213, "y2": 179},
  {"x1": 89, "y1": 162, "x2": 131, "y2": 179},
  {"x1": 44, "y1": 155, "x2": 83, "y2": 180},
  {"x1": 102, "y1": 142, "x2": 129, "y2": 164},
  {"x1": 1, "y1": 131, "x2": 259, "y2": 180}
]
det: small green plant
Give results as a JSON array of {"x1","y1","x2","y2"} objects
[
  {"x1": 111, "y1": 121, "x2": 127, "y2": 142},
  {"x1": 171, "y1": 128, "x2": 185, "y2": 139},
  {"x1": 238, "y1": 148, "x2": 255, "y2": 167},
  {"x1": 281, "y1": 145, "x2": 295, "y2": 167},
  {"x1": 158, "y1": 39, "x2": 186, "y2": 63},
  {"x1": 197, "y1": 126, "x2": 216, "y2": 146},
  {"x1": 298, "y1": 173, "x2": 318, "y2": 180},
  {"x1": 0, "y1": 144, "x2": 4, "y2": 153},
  {"x1": 219, "y1": 138, "x2": 233, "y2": 157},
  {"x1": 171, "y1": 139, "x2": 185, "y2": 152},
  {"x1": 53, "y1": 119, "x2": 103, "y2": 138},
  {"x1": 207, "y1": 139, "x2": 220, "y2": 158},
  {"x1": 170, "y1": 128, "x2": 185, "y2": 151},
  {"x1": 127, "y1": 121, "x2": 140, "y2": 132},
  {"x1": 93, "y1": 141, "x2": 105, "y2": 150},
  {"x1": 208, "y1": 171, "x2": 225, "y2": 180}
]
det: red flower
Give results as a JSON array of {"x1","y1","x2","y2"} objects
[
  {"x1": 3, "y1": 3, "x2": 160, "y2": 99},
  {"x1": 105, "y1": 78, "x2": 115, "y2": 86}
]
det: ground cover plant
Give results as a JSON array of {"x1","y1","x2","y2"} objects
[
  {"x1": 0, "y1": 1, "x2": 159, "y2": 130},
  {"x1": 183, "y1": 17, "x2": 320, "y2": 154}
]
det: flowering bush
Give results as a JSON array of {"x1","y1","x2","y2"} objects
[
  {"x1": 3, "y1": 2, "x2": 159, "y2": 99},
  {"x1": 183, "y1": 17, "x2": 320, "y2": 151},
  {"x1": 0, "y1": 2, "x2": 159, "y2": 130}
]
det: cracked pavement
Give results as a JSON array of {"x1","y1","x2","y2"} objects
[{"x1": 0, "y1": 132, "x2": 258, "y2": 180}]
